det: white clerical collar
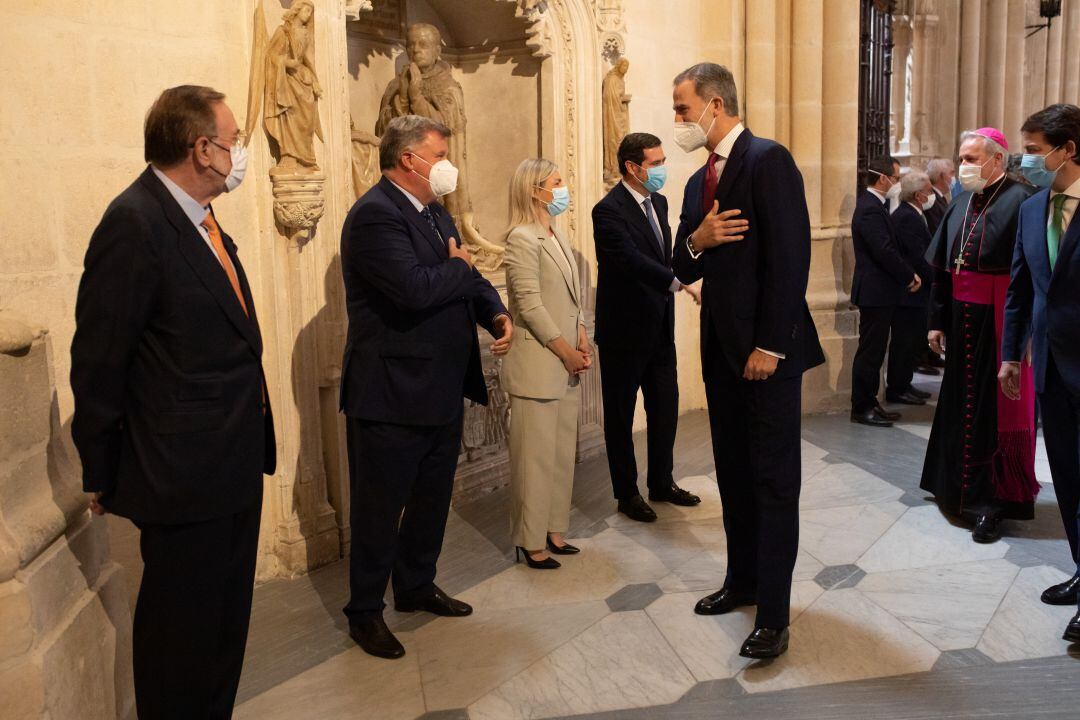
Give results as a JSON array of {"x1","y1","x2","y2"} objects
[
  {"x1": 388, "y1": 179, "x2": 426, "y2": 212},
  {"x1": 1052, "y1": 175, "x2": 1080, "y2": 201},
  {"x1": 712, "y1": 122, "x2": 745, "y2": 160},
  {"x1": 152, "y1": 165, "x2": 210, "y2": 228},
  {"x1": 621, "y1": 179, "x2": 650, "y2": 205},
  {"x1": 867, "y1": 187, "x2": 887, "y2": 203}
]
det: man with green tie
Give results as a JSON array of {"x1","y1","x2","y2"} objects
[{"x1": 1000, "y1": 104, "x2": 1080, "y2": 643}]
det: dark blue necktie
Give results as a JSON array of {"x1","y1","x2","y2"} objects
[
  {"x1": 421, "y1": 207, "x2": 445, "y2": 246},
  {"x1": 642, "y1": 196, "x2": 665, "y2": 256}
]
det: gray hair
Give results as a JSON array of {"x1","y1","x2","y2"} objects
[
  {"x1": 959, "y1": 130, "x2": 1006, "y2": 160},
  {"x1": 673, "y1": 63, "x2": 740, "y2": 118},
  {"x1": 379, "y1": 115, "x2": 451, "y2": 170},
  {"x1": 900, "y1": 170, "x2": 930, "y2": 203},
  {"x1": 925, "y1": 157, "x2": 954, "y2": 183}
]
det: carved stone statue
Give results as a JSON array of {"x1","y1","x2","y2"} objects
[
  {"x1": 350, "y1": 118, "x2": 380, "y2": 199},
  {"x1": 377, "y1": 23, "x2": 505, "y2": 271},
  {"x1": 602, "y1": 58, "x2": 631, "y2": 186},
  {"x1": 264, "y1": 0, "x2": 323, "y2": 173}
]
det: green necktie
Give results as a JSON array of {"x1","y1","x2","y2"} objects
[{"x1": 1048, "y1": 193, "x2": 1067, "y2": 269}]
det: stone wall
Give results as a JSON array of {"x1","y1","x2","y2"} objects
[{"x1": 0, "y1": 314, "x2": 134, "y2": 720}]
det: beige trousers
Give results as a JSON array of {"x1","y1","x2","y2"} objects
[{"x1": 508, "y1": 386, "x2": 581, "y2": 550}]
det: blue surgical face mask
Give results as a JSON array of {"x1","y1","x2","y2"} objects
[
  {"x1": 1020, "y1": 146, "x2": 1064, "y2": 188},
  {"x1": 634, "y1": 163, "x2": 668, "y2": 193},
  {"x1": 539, "y1": 185, "x2": 571, "y2": 216}
]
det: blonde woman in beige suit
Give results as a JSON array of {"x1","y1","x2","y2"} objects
[{"x1": 501, "y1": 158, "x2": 592, "y2": 569}]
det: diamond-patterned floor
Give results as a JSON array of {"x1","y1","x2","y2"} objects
[{"x1": 231, "y1": 387, "x2": 1080, "y2": 719}]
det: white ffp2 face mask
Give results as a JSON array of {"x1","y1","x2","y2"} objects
[
  {"x1": 674, "y1": 99, "x2": 718, "y2": 153},
  {"x1": 209, "y1": 140, "x2": 248, "y2": 192},
  {"x1": 921, "y1": 192, "x2": 936, "y2": 212},
  {"x1": 958, "y1": 161, "x2": 989, "y2": 193},
  {"x1": 409, "y1": 154, "x2": 459, "y2": 197}
]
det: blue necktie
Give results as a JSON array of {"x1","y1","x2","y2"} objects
[
  {"x1": 642, "y1": 196, "x2": 665, "y2": 256},
  {"x1": 421, "y1": 207, "x2": 445, "y2": 247}
]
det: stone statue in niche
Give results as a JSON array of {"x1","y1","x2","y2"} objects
[
  {"x1": 602, "y1": 57, "x2": 631, "y2": 187},
  {"x1": 264, "y1": 0, "x2": 324, "y2": 174},
  {"x1": 377, "y1": 23, "x2": 505, "y2": 271},
  {"x1": 244, "y1": 0, "x2": 326, "y2": 246},
  {"x1": 350, "y1": 118, "x2": 381, "y2": 199}
]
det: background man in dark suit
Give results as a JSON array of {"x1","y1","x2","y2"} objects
[
  {"x1": 339, "y1": 115, "x2": 512, "y2": 659},
  {"x1": 592, "y1": 132, "x2": 702, "y2": 523},
  {"x1": 889, "y1": 170, "x2": 936, "y2": 405},
  {"x1": 925, "y1": 157, "x2": 955, "y2": 235},
  {"x1": 670, "y1": 62, "x2": 825, "y2": 659},
  {"x1": 849, "y1": 156, "x2": 923, "y2": 427},
  {"x1": 1000, "y1": 103, "x2": 1080, "y2": 642},
  {"x1": 71, "y1": 85, "x2": 275, "y2": 718}
]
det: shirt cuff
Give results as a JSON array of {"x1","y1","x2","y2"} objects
[
  {"x1": 1001, "y1": 360, "x2": 1021, "y2": 366},
  {"x1": 493, "y1": 312, "x2": 512, "y2": 326},
  {"x1": 669, "y1": 277, "x2": 682, "y2": 293},
  {"x1": 756, "y1": 347, "x2": 786, "y2": 360},
  {"x1": 687, "y1": 235, "x2": 703, "y2": 260}
]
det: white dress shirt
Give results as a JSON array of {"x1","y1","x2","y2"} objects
[
  {"x1": 151, "y1": 166, "x2": 236, "y2": 274},
  {"x1": 867, "y1": 186, "x2": 888, "y2": 204},
  {"x1": 621, "y1": 180, "x2": 682, "y2": 293},
  {"x1": 389, "y1": 179, "x2": 426, "y2": 213},
  {"x1": 1049, "y1": 175, "x2": 1080, "y2": 233}
]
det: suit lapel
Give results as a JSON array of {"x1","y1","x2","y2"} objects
[
  {"x1": 615, "y1": 183, "x2": 665, "y2": 262},
  {"x1": 139, "y1": 169, "x2": 261, "y2": 354},
  {"x1": 378, "y1": 177, "x2": 447, "y2": 259},
  {"x1": 220, "y1": 227, "x2": 263, "y2": 355},
  {"x1": 536, "y1": 224, "x2": 579, "y2": 304},
  {"x1": 712, "y1": 129, "x2": 750, "y2": 209}
]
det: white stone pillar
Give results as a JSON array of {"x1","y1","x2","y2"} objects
[{"x1": 0, "y1": 314, "x2": 134, "y2": 719}]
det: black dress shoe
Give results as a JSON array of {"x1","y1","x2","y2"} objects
[
  {"x1": 1041, "y1": 574, "x2": 1080, "y2": 606},
  {"x1": 349, "y1": 615, "x2": 405, "y2": 659},
  {"x1": 885, "y1": 391, "x2": 926, "y2": 406},
  {"x1": 546, "y1": 536, "x2": 580, "y2": 555},
  {"x1": 1065, "y1": 612, "x2": 1080, "y2": 643},
  {"x1": 907, "y1": 386, "x2": 932, "y2": 400},
  {"x1": 394, "y1": 585, "x2": 473, "y2": 616},
  {"x1": 694, "y1": 588, "x2": 756, "y2": 616},
  {"x1": 617, "y1": 495, "x2": 658, "y2": 522},
  {"x1": 516, "y1": 546, "x2": 561, "y2": 569},
  {"x1": 739, "y1": 627, "x2": 789, "y2": 659},
  {"x1": 851, "y1": 409, "x2": 893, "y2": 427},
  {"x1": 649, "y1": 484, "x2": 702, "y2": 506},
  {"x1": 972, "y1": 514, "x2": 1002, "y2": 543},
  {"x1": 874, "y1": 403, "x2": 902, "y2": 421}
]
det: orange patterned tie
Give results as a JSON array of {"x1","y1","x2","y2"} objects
[{"x1": 201, "y1": 213, "x2": 249, "y2": 316}]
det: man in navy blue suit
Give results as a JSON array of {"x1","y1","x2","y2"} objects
[
  {"x1": 850, "y1": 156, "x2": 925, "y2": 428},
  {"x1": 670, "y1": 62, "x2": 825, "y2": 659},
  {"x1": 339, "y1": 115, "x2": 513, "y2": 659},
  {"x1": 593, "y1": 132, "x2": 702, "y2": 523},
  {"x1": 1000, "y1": 103, "x2": 1080, "y2": 643}
]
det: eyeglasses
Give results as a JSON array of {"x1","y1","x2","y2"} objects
[{"x1": 189, "y1": 131, "x2": 247, "y2": 150}]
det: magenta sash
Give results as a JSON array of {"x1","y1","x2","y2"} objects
[{"x1": 952, "y1": 270, "x2": 1037, "y2": 502}]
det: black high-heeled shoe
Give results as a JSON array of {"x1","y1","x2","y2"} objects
[
  {"x1": 546, "y1": 536, "x2": 580, "y2": 555},
  {"x1": 515, "y1": 546, "x2": 561, "y2": 569}
]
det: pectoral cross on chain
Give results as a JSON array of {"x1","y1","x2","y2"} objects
[{"x1": 954, "y1": 256, "x2": 967, "y2": 275}]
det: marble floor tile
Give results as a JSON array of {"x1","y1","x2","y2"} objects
[
  {"x1": 976, "y1": 564, "x2": 1076, "y2": 662},
  {"x1": 856, "y1": 559, "x2": 1020, "y2": 651},
  {"x1": 657, "y1": 550, "x2": 726, "y2": 594},
  {"x1": 799, "y1": 462, "x2": 904, "y2": 510},
  {"x1": 793, "y1": 548, "x2": 826, "y2": 582},
  {"x1": 798, "y1": 501, "x2": 907, "y2": 567},
  {"x1": 456, "y1": 529, "x2": 665, "y2": 611},
  {"x1": 234, "y1": 642, "x2": 424, "y2": 720},
  {"x1": 587, "y1": 527, "x2": 674, "y2": 584},
  {"x1": 673, "y1": 475, "x2": 725, "y2": 521},
  {"x1": 894, "y1": 423, "x2": 931, "y2": 441},
  {"x1": 413, "y1": 600, "x2": 610, "y2": 711},
  {"x1": 467, "y1": 611, "x2": 695, "y2": 720},
  {"x1": 737, "y1": 588, "x2": 940, "y2": 694},
  {"x1": 856, "y1": 505, "x2": 1008, "y2": 574},
  {"x1": 613, "y1": 519, "x2": 709, "y2": 573},
  {"x1": 645, "y1": 591, "x2": 756, "y2": 681}
]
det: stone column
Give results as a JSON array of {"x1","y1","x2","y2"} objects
[
  {"x1": 0, "y1": 313, "x2": 134, "y2": 719},
  {"x1": 743, "y1": 0, "x2": 860, "y2": 412},
  {"x1": 909, "y1": 0, "x2": 941, "y2": 162},
  {"x1": 890, "y1": 14, "x2": 913, "y2": 155},
  {"x1": 957, "y1": 0, "x2": 983, "y2": 132}
]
